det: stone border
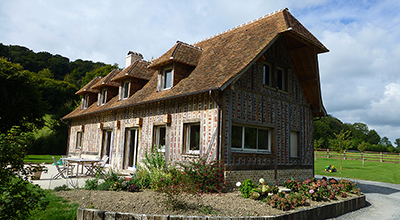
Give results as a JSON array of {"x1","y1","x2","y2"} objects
[{"x1": 77, "y1": 194, "x2": 365, "y2": 220}]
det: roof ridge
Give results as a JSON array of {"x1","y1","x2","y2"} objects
[
  {"x1": 176, "y1": 40, "x2": 203, "y2": 51},
  {"x1": 194, "y1": 8, "x2": 288, "y2": 45},
  {"x1": 83, "y1": 76, "x2": 101, "y2": 92},
  {"x1": 149, "y1": 40, "x2": 203, "y2": 63}
]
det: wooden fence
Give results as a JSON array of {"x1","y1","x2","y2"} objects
[{"x1": 315, "y1": 149, "x2": 400, "y2": 164}]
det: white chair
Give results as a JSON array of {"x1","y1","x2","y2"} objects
[
  {"x1": 52, "y1": 157, "x2": 74, "y2": 179},
  {"x1": 92, "y1": 155, "x2": 109, "y2": 176}
]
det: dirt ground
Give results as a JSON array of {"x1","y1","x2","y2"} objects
[{"x1": 57, "y1": 189, "x2": 351, "y2": 217}]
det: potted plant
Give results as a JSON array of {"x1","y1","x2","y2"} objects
[{"x1": 27, "y1": 163, "x2": 48, "y2": 180}]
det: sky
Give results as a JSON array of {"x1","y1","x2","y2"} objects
[{"x1": 1, "y1": 0, "x2": 400, "y2": 144}]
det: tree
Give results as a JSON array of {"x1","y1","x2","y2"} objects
[
  {"x1": 0, "y1": 58, "x2": 45, "y2": 133},
  {"x1": 357, "y1": 141, "x2": 368, "y2": 167},
  {"x1": 0, "y1": 126, "x2": 48, "y2": 219},
  {"x1": 367, "y1": 130, "x2": 381, "y2": 145},
  {"x1": 330, "y1": 130, "x2": 352, "y2": 169},
  {"x1": 394, "y1": 138, "x2": 400, "y2": 149}
]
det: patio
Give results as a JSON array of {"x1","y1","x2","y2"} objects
[{"x1": 30, "y1": 164, "x2": 95, "y2": 190}]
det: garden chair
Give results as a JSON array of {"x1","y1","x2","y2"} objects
[
  {"x1": 92, "y1": 155, "x2": 109, "y2": 176},
  {"x1": 52, "y1": 157, "x2": 74, "y2": 179}
]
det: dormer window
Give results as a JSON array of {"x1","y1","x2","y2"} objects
[
  {"x1": 99, "y1": 89, "x2": 107, "y2": 105},
  {"x1": 82, "y1": 94, "x2": 89, "y2": 109},
  {"x1": 159, "y1": 67, "x2": 173, "y2": 90},
  {"x1": 276, "y1": 67, "x2": 287, "y2": 91},
  {"x1": 121, "y1": 81, "x2": 130, "y2": 99}
]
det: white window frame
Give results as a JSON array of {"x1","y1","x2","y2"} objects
[
  {"x1": 121, "y1": 80, "x2": 130, "y2": 100},
  {"x1": 81, "y1": 94, "x2": 89, "y2": 109},
  {"x1": 183, "y1": 123, "x2": 201, "y2": 155},
  {"x1": 154, "y1": 126, "x2": 166, "y2": 152},
  {"x1": 231, "y1": 124, "x2": 271, "y2": 153},
  {"x1": 101, "y1": 129, "x2": 113, "y2": 165},
  {"x1": 160, "y1": 68, "x2": 173, "y2": 90},
  {"x1": 99, "y1": 89, "x2": 107, "y2": 105},
  {"x1": 76, "y1": 131, "x2": 83, "y2": 149},
  {"x1": 290, "y1": 131, "x2": 299, "y2": 158},
  {"x1": 124, "y1": 128, "x2": 139, "y2": 170},
  {"x1": 263, "y1": 63, "x2": 272, "y2": 87}
]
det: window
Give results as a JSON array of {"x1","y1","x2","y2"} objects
[
  {"x1": 123, "y1": 128, "x2": 138, "y2": 170},
  {"x1": 76, "y1": 132, "x2": 83, "y2": 149},
  {"x1": 154, "y1": 126, "x2": 166, "y2": 152},
  {"x1": 161, "y1": 68, "x2": 173, "y2": 89},
  {"x1": 82, "y1": 94, "x2": 89, "y2": 109},
  {"x1": 122, "y1": 81, "x2": 130, "y2": 99},
  {"x1": 231, "y1": 125, "x2": 271, "y2": 152},
  {"x1": 183, "y1": 123, "x2": 200, "y2": 154},
  {"x1": 99, "y1": 89, "x2": 107, "y2": 105},
  {"x1": 263, "y1": 64, "x2": 271, "y2": 86},
  {"x1": 101, "y1": 130, "x2": 113, "y2": 165},
  {"x1": 276, "y1": 67, "x2": 286, "y2": 91},
  {"x1": 290, "y1": 131, "x2": 299, "y2": 157}
]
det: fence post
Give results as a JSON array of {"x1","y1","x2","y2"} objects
[
  {"x1": 327, "y1": 149, "x2": 329, "y2": 158},
  {"x1": 380, "y1": 152, "x2": 383, "y2": 162},
  {"x1": 344, "y1": 150, "x2": 346, "y2": 160}
]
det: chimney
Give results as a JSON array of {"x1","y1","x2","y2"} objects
[{"x1": 126, "y1": 51, "x2": 144, "y2": 68}]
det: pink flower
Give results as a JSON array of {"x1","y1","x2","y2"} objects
[{"x1": 309, "y1": 189, "x2": 315, "y2": 194}]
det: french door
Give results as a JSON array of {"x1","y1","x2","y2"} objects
[
  {"x1": 101, "y1": 130, "x2": 113, "y2": 165},
  {"x1": 123, "y1": 128, "x2": 138, "y2": 170}
]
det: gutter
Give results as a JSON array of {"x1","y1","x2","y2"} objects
[{"x1": 209, "y1": 90, "x2": 222, "y2": 162}]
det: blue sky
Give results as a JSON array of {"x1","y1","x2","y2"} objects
[{"x1": 1, "y1": 0, "x2": 400, "y2": 143}]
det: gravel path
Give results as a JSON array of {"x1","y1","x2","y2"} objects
[{"x1": 315, "y1": 175, "x2": 400, "y2": 220}]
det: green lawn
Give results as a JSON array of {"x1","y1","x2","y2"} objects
[
  {"x1": 315, "y1": 157, "x2": 400, "y2": 184},
  {"x1": 27, "y1": 190, "x2": 78, "y2": 220},
  {"x1": 24, "y1": 155, "x2": 61, "y2": 164}
]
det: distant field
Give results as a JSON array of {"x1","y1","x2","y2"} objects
[
  {"x1": 315, "y1": 157, "x2": 400, "y2": 184},
  {"x1": 24, "y1": 155, "x2": 61, "y2": 164}
]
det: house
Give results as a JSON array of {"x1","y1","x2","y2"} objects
[{"x1": 62, "y1": 8, "x2": 328, "y2": 186}]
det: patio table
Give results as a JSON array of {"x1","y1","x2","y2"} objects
[{"x1": 63, "y1": 158, "x2": 100, "y2": 177}]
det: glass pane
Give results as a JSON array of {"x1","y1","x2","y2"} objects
[
  {"x1": 231, "y1": 126, "x2": 242, "y2": 149},
  {"x1": 263, "y1": 65, "x2": 270, "y2": 86},
  {"x1": 257, "y1": 129, "x2": 269, "y2": 150},
  {"x1": 244, "y1": 127, "x2": 257, "y2": 149},
  {"x1": 164, "y1": 69, "x2": 172, "y2": 88},
  {"x1": 189, "y1": 124, "x2": 200, "y2": 151},
  {"x1": 123, "y1": 82, "x2": 129, "y2": 98},
  {"x1": 290, "y1": 131, "x2": 298, "y2": 157},
  {"x1": 158, "y1": 127, "x2": 166, "y2": 150},
  {"x1": 277, "y1": 69, "x2": 283, "y2": 90}
]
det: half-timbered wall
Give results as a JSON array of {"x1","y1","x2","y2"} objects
[
  {"x1": 223, "y1": 38, "x2": 314, "y2": 186},
  {"x1": 67, "y1": 92, "x2": 219, "y2": 172}
]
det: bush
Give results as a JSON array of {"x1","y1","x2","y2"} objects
[
  {"x1": 179, "y1": 158, "x2": 226, "y2": 193},
  {"x1": 239, "y1": 179, "x2": 255, "y2": 198},
  {"x1": 0, "y1": 126, "x2": 48, "y2": 219}
]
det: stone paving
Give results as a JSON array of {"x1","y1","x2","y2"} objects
[{"x1": 30, "y1": 164, "x2": 94, "y2": 190}]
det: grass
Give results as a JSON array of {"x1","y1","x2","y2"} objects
[
  {"x1": 27, "y1": 189, "x2": 78, "y2": 220},
  {"x1": 315, "y1": 157, "x2": 400, "y2": 184},
  {"x1": 24, "y1": 155, "x2": 61, "y2": 164}
]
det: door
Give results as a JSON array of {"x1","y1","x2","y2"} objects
[
  {"x1": 101, "y1": 130, "x2": 113, "y2": 165},
  {"x1": 123, "y1": 128, "x2": 138, "y2": 170}
]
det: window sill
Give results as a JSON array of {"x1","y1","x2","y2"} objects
[
  {"x1": 231, "y1": 152, "x2": 274, "y2": 157},
  {"x1": 181, "y1": 154, "x2": 200, "y2": 158}
]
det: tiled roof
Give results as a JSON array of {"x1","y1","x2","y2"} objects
[
  {"x1": 148, "y1": 41, "x2": 203, "y2": 68},
  {"x1": 112, "y1": 60, "x2": 153, "y2": 82},
  {"x1": 63, "y1": 8, "x2": 328, "y2": 119},
  {"x1": 91, "y1": 69, "x2": 120, "y2": 89},
  {"x1": 75, "y1": 76, "x2": 101, "y2": 95}
]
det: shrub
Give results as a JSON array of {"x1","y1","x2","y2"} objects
[
  {"x1": 179, "y1": 158, "x2": 226, "y2": 193},
  {"x1": 84, "y1": 179, "x2": 99, "y2": 190},
  {"x1": 239, "y1": 179, "x2": 255, "y2": 198}
]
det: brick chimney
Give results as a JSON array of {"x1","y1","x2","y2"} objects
[{"x1": 126, "y1": 51, "x2": 144, "y2": 68}]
